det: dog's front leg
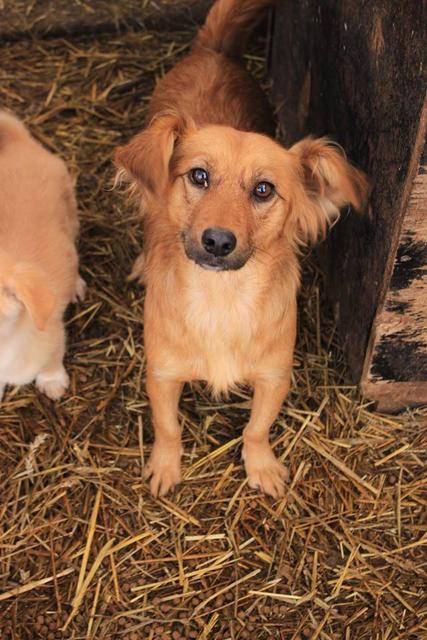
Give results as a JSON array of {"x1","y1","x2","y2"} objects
[
  {"x1": 242, "y1": 377, "x2": 290, "y2": 498},
  {"x1": 143, "y1": 373, "x2": 183, "y2": 497}
]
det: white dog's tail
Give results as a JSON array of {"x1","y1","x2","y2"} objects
[{"x1": 196, "y1": 0, "x2": 276, "y2": 58}]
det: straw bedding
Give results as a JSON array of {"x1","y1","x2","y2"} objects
[{"x1": 0, "y1": 17, "x2": 426, "y2": 640}]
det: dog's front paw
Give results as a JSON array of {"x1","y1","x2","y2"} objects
[
  {"x1": 143, "y1": 442, "x2": 182, "y2": 497},
  {"x1": 36, "y1": 367, "x2": 69, "y2": 400},
  {"x1": 242, "y1": 442, "x2": 289, "y2": 499}
]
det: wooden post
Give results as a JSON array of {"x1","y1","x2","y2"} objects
[{"x1": 271, "y1": 0, "x2": 426, "y2": 411}]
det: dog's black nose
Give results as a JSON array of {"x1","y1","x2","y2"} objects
[{"x1": 201, "y1": 227, "x2": 236, "y2": 257}]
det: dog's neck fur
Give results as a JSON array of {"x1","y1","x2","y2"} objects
[{"x1": 145, "y1": 227, "x2": 300, "y2": 318}]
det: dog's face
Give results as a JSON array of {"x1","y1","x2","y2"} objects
[
  {"x1": 170, "y1": 126, "x2": 303, "y2": 272},
  {"x1": 116, "y1": 115, "x2": 368, "y2": 271}
]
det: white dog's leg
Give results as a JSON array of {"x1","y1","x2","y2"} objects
[
  {"x1": 36, "y1": 366, "x2": 69, "y2": 400},
  {"x1": 36, "y1": 325, "x2": 69, "y2": 400}
]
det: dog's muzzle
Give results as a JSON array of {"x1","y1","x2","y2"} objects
[{"x1": 182, "y1": 229, "x2": 252, "y2": 271}]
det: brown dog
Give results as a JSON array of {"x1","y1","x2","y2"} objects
[{"x1": 115, "y1": 0, "x2": 368, "y2": 498}]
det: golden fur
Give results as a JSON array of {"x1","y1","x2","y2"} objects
[
  {"x1": 0, "y1": 111, "x2": 84, "y2": 401},
  {"x1": 115, "y1": 0, "x2": 368, "y2": 497}
]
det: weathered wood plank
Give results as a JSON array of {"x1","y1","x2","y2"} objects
[
  {"x1": 361, "y1": 109, "x2": 427, "y2": 410},
  {"x1": 0, "y1": 0, "x2": 212, "y2": 41},
  {"x1": 361, "y1": 381, "x2": 427, "y2": 413},
  {"x1": 271, "y1": 0, "x2": 426, "y2": 410}
]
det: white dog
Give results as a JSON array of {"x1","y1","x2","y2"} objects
[{"x1": 0, "y1": 111, "x2": 84, "y2": 401}]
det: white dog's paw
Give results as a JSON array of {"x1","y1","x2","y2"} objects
[
  {"x1": 36, "y1": 367, "x2": 69, "y2": 400},
  {"x1": 71, "y1": 275, "x2": 86, "y2": 302}
]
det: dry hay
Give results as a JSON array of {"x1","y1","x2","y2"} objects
[{"x1": 0, "y1": 18, "x2": 426, "y2": 640}]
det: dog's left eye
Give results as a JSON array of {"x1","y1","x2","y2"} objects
[
  {"x1": 189, "y1": 168, "x2": 209, "y2": 188},
  {"x1": 253, "y1": 181, "x2": 275, "y2": 201}
]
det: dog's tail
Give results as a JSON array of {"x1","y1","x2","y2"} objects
[{"x1": 196, "y1": 0, "x2": 276, "y2": 58}]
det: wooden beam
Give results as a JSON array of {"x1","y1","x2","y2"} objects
[
  {"x1": 0, "y1": 0, "x2": 212, "y2": 41},
  {"x1": 362, "y1": 104, "x2": 427, "y2": 411},
  {"x1": 361, "y1": 382, "x2": 427, "y2": 413},
  {"x1": 271, "y1": 0, "x2": 426, "y2": 411}
]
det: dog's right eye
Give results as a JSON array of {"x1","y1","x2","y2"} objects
[{"x1": 189, "y1": 168, "x2": 209, "y2": 189}]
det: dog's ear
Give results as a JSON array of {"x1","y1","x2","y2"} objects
[
  {"x1": 288, "y1": 137, "x2": 369, "y2": 244},
  {"x1": 115, "y1": 113, "x2": 194, "y2": 194},
  {"x1": 6, "y1": 264, "x2": 56, "y2": 331}
]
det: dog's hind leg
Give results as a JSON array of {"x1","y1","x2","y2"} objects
[{"x1": 242, "y1": 376, "x2": 290, "y2": 498}]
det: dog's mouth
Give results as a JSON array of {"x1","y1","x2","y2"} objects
[
  {"x1": 196, "y1": 259, "x2": 225, "y2": 271},
  {"x1": 194, "y1": 256, "x2": 245, "y2": 271},
  {"x1": 182, "y1": 235, "x2": 252, "y2": 272}
]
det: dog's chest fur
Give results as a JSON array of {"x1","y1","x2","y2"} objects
[
  {"x1": 149, "y1": 263, "x2": 274, "y2": 393},
  {"x1": 186, "y1": 275, "x2": 258, "y2": 391}
]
